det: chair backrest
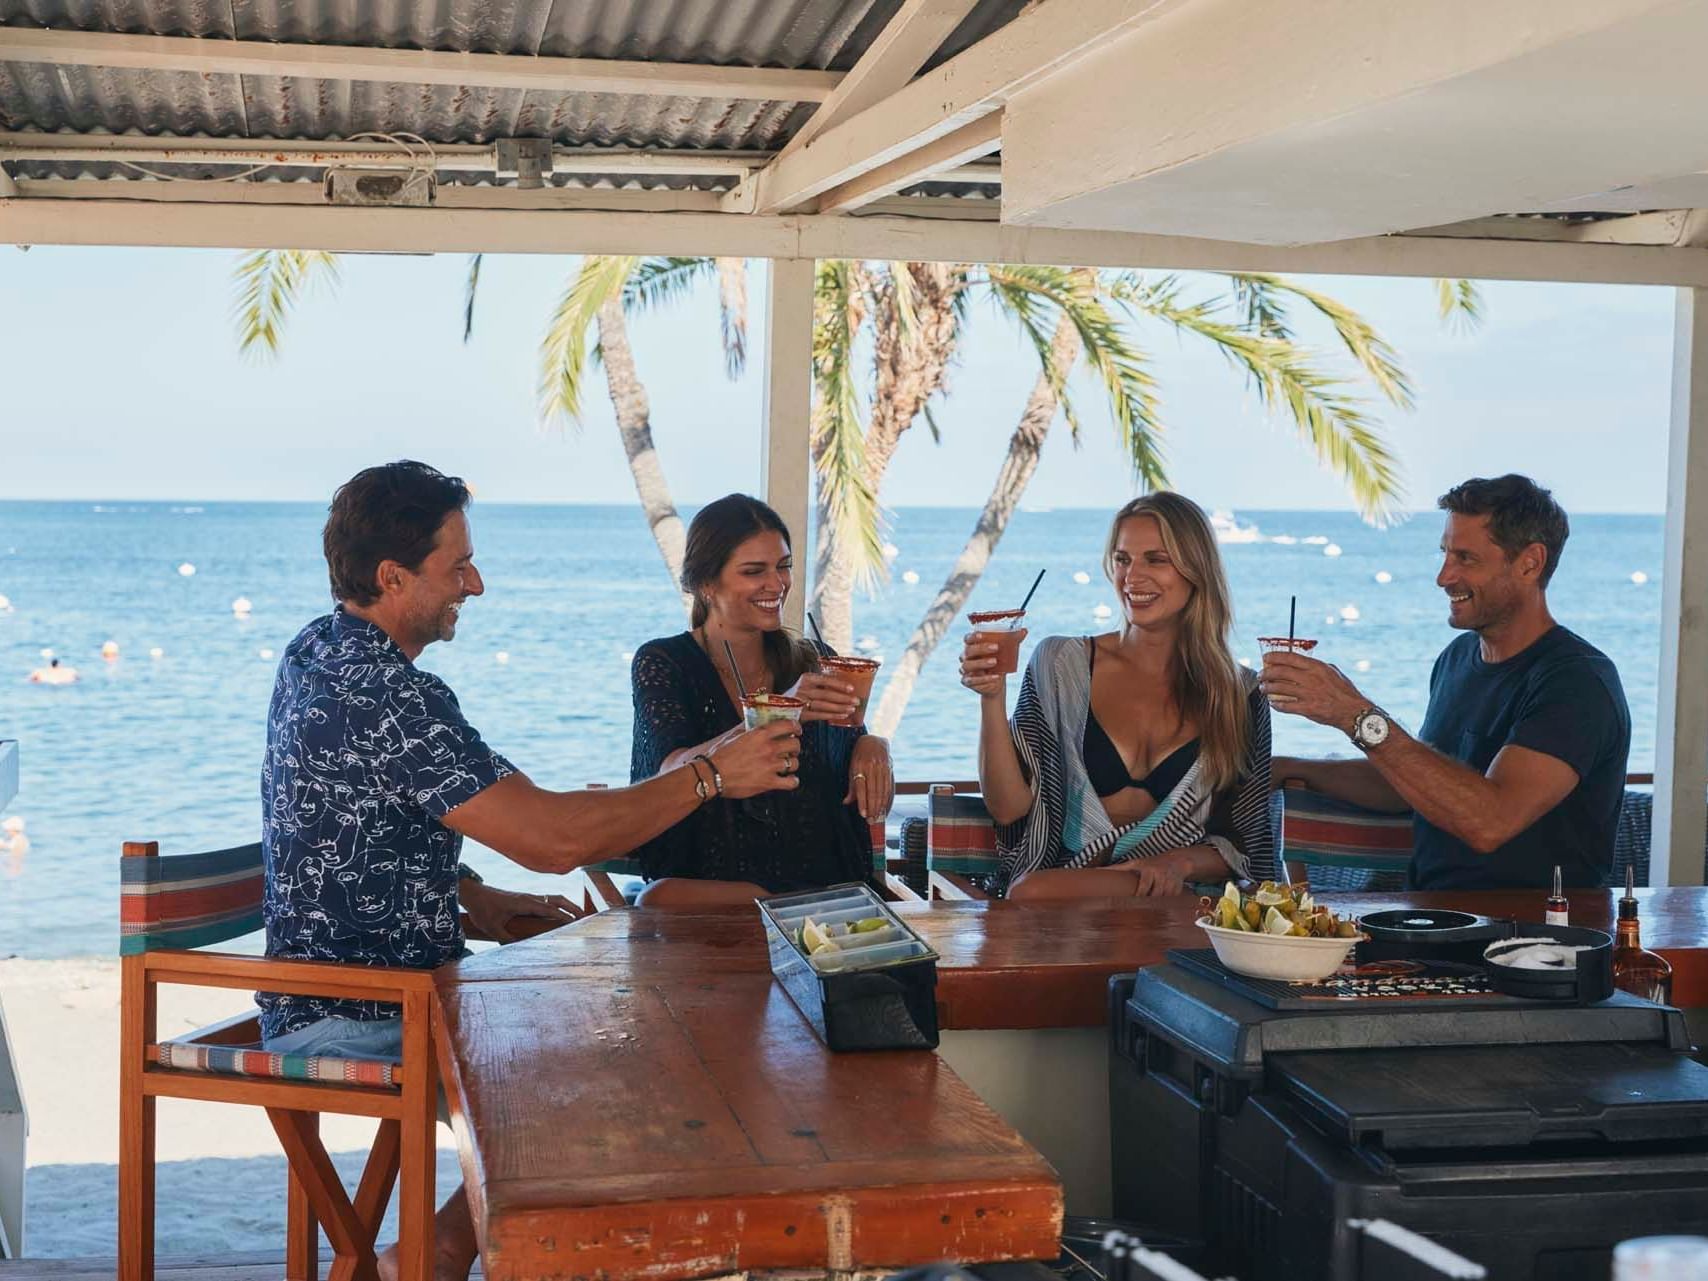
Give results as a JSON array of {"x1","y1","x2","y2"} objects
[
  {"x1": 119, "y1": 839, "x2": 265, "y2": 955},
  {"x1": 1277, "y1": 785, "x2": 1412, "y2": 891},
  {"x1": 925, "y1": 784, "x2": 1000, "y2": 878}
]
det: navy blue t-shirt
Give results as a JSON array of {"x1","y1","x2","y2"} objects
[
  {"x1": 258, "y1": 609, "x2": 515, "y2": 1039},
  {"x1": 1412, "y1": 626, "x2": 1629, "y2": 891}
]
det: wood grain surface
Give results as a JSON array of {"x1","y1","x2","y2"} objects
[{"x1": 437, "y1": 972, "x2": 1061, "y2": 1281}]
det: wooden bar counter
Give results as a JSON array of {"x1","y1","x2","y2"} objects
[{"x1": 437, "y1": 888, "x2": 1708, "y2": 1281}]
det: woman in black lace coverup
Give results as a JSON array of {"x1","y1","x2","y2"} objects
[{"x1": 628, "y1": 494, "x2": 896, "y2": 908}]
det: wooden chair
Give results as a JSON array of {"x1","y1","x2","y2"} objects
[
  {"x1": 1276, "y1": 781, "x2": 1413, "y2": 890},
  {"x1": 119, "y1": 839, "x2": 438, "y2": 1281},
  {"x1": 925, "y1": 784, "x2": 999, "y2": 900}
]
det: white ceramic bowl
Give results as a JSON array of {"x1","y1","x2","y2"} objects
[{"x1": 1195, "y1": 917, "x2": 1362, "y2": 981}]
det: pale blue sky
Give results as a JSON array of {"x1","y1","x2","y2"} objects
[{"x1": 0, "y1": 245, "x2": 1676, "y2": 514}]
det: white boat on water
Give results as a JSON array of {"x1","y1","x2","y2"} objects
[{"x1": 1211, "y1": 510, "x2": 1263, "y2": 544}]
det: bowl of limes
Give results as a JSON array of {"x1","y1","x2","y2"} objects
[{"x1": 1195, "y1": 881, "x2": 1364, "y2": 981}]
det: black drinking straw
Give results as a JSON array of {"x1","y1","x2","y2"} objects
[
  {"x1": 723, "y1": 639, "x2": 750, "y2": 701},
  {"x1": 1016, "y1": 568, "x2": 1047, "y2": 617},
  {"x1": 1288, "y1": 595, "x2": 1297, "y2": 646},
  {"x1": 806, "y1": 611, "x2": 827, "y2": 648}
]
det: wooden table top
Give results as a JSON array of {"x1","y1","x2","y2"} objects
[
  {"x1": 435, "y1": 970, "x2": 1062, "y2": 1281},
  {"x1": 438, "y1": 887, "x2": 1708, "y2": 1280},
  {"x1": 453, "y1": 887, "x2": 1708, "y2": 1028}
]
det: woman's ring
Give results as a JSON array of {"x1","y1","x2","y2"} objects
[
  {"x1": 853, "y1": 772, "x2": 866, "y2": 781},
  {"x1": 804, "y1": 697, "x2": 813, "y2": 710}
]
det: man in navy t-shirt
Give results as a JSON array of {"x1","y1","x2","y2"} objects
[{"x1": 1263, "y1": 475, "x2": 1630, "y2": 890}]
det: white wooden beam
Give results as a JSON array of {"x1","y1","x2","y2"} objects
[
  {"x1": 0, "y1": 27, "x2": 842, "y2": 102},
  {"x1": 7, "y1": 196, "x2": 1708, "y2": 287},
  {"x1": 760, "y1": 258, "x2": 816, "y2": 635},
  {"x1": 775, "y1": 0, "x2": 981, "y2": 159},
  {"x1": 0, "y1": 132, "x2": 765, "y2": 177},
  {"x1": 1653, "y1": 286, "x2": 1708, "y2": 888},
  {"x1": 816, "y1": 111, "x2": 1001, "y2": 214},
  {"x1": 10, "y1": 179, "x2": 728, "y2": 213},
  {"x1": 1401, "y1": 212, "x2": 1698, "y2": 247},
  {"x1": 748, "y1": 0, "x2": 1178, "y2": 214}
]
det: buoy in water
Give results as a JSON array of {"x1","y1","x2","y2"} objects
[
  {"x1": 1355, "y1": 659, "x2": 1372, "y2": 673},
  {"x1": 101, "y1": 640, "x2": 120, "y2": 660},
  {"x1": 0, "y1": 594, "x2": 11, "y2": 612},
  {"x1": 1374, "y1": 571, "x2": 1393, "y2": 584},
  {"x1": 258, "y1": 648, "x2": 275, "y2": 660},
  {"x1": 39, "y1": 647, "x2": 53, "y2": 660},
  {"x1": 149, "y1": 647, "x2": 164, "y2": 660},
  {"x1": 495, "y1": 651, "x2": 510, "y2": 665},
  {"x1": 177, "y1": 562, "x2": 196, "y2": 577},
  {"x1": 881, "y1": 542, "x2": 900, "y2": 561},
  {"x1": 1270, "y1": 535, "x2": 1298, "y2": 546},
  {"x1": 1093, "y1": 604, "x2": 1113, "y2": 619},
  {"x1": 1631, "y1": 571, "x2": 1649, "y2": 585},
  {"x1": 902, "y1": 570, "x2": 919, "y2": 584},
  {"x1": 1304, "y1": 536, "x2": 1328, "y2": 546},
  {"x1": 1238, "y1": 657, "x2": 1252, "y2": 669},
  {"x1": 1324, "y1": 543, "x2": 1343, "y2": 558},
  {"x1": 620, "y1": 651, "x2": 633, "y2": 664},
  {"x1": 1073, "y1": 571, "x2": 1091, "y2": 585},
  {"x1": 856, "y1": 635, "x2": 881, "y2": 652},
  {"x1": 232, "y1": 596, "x2": 253, "y2": 617},
  {"x1": 1340, "y1": 604, "x2": 1360, "y2": 622}
]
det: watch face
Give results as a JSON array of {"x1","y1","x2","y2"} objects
[{"x1": 1359, "y1": 712, "x2": 1390, "y2": 746}]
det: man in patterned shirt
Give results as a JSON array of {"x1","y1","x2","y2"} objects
[{"x1": 261, "y1": 460, "x2": 799, "y2": 1280}]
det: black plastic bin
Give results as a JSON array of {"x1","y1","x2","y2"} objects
[{"x1": 1108, "y1": 963, "x2": 1708, "y2": 1281}]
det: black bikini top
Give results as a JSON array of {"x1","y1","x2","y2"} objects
[{"x1": 1082, "y1": 640, "x2": 1201, "y2": 800}]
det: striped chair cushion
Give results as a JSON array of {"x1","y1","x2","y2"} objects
[
  {"x1": 154, "y1": 1041, "x2": 397, "y2": 1088},
  {"x1": 926, "y1": 787, "x2": 1000, "y2": 877},
  {"x1": 120, "y1": 842, "x2": 265, "y2": 955},
  {"x1": 1279, "y1": 786, "x2": 1413, "y2": 879}
]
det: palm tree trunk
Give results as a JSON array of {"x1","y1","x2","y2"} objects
[
  {"x1": 597, "y1": 295, "x2": 689, "y2": 606},
  {"x1": 810, "y1": 264, "x2": 966, "y2": 652},
  {"x1": 867, "y1": 314, "x2": 1082, "y2": 738}
]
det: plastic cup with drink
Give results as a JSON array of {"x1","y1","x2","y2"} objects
[
  {"x1": 815, "y1": 655, "x2": 881, "y2": 726},
  {"x1": 968, "y1": 609, "x2": 1028, "y2": 676},
  {"x1": 741, "y1": 692, "x2": 807, "y2": 730}
]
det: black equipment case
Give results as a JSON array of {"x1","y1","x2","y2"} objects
[{"x1": 1109, "y1": 954, "x2": 1708, "y2": 1281}]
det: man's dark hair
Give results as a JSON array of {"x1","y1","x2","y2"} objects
[
  {"x1": 1437, "y1": 474, "x2": 1569, "y2": 588},
  {"x1": 324, "y1": 461, "x2": 470, "y2": 605}
]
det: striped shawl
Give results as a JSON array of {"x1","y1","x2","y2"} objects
[{"x1": 996, "y1": 635, "x2": 1274, "y2": 893}]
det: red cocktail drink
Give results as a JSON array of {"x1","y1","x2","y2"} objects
[
  {"x1": 741, "y1": 692, "x2": 807, "y2": 730},
  {"x1": 817, "y1": 655, "x2": 881, "y2": 727},
  {"x1": 1257, "y1": 637, "x2": 1319, "y2": 656},
  {"x1": 969, "y1": 608, "x2": 1027, "y2": 675}
]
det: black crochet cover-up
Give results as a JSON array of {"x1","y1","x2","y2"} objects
[{"x1": 627, "y1": 632, "x2": 875, "y2": 893}]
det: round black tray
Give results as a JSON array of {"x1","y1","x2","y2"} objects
[
  {"x1": 1482, "y1": 924, "x2": 1614, "y2": 1002},
  {"x1": 1357, "y1": 908, "x2": 1510, "y2": 965}
]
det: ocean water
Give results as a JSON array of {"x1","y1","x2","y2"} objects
[{"x1": 0, "y1": 501, "x2": 1664, "y2": 958}]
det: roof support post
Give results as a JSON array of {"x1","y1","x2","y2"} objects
[
  {"x1": 761, "y1": 257, "x2": 816, "y2": 635},
  {"x1": 1653, "y1": 285, "x2": 1708, "y2": 887}
]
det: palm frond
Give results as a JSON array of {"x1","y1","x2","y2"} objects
[
  {"x1": 811, "y1": 259, "x2": 886, "y2": 588},
  {"x1": 232, "y1": 250, "x2": 340, "y2": 359},
  {"x1": 462, "y1": 253, "x2": 483, "y2": 343},
  {"x1": 1138, "y1": 291, "x2": 1405, "y2": 524},
  {"x1": 1229, "y1": 274, "x2": 1292, "y2": 339},
  {"x1": 1219, "y1": 273, "x2": 1415, "y2": 411},
  {"x1": 538, "y1": 255, "x2": 637, "y2": 429},
  {"x1": 1436, "y1": 277, "x2": 1485, "y2": 334},
  {"x1": 620, "y1": 256, "x2": 714, "y2": 316},
  {"x1": 990, "y1": 265, "x2": 1167, "y2": 488},
  {"x1": 716, "y1": 257, "x2": 748, "y2": 378},
  {"x1": 887, "y1": 261, "x2": 921, "y2": 342}
]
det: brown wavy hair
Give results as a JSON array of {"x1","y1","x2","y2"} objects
[
  {"x1": 1102, "y1": 492, "x2": 1249, "y2": 792},
  {"x1": 682, "y1": 494, "x2": 819, "y2": 690}
]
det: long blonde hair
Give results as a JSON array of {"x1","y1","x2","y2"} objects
[{"x1": 1102, "y1": 492, "x2": 1249, "y2": 792}]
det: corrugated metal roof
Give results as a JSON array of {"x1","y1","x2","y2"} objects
[{"x1": 0, "y1": 0, "x2": 1026, "y2": 157}]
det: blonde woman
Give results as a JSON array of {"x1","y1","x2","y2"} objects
[{"x1": 959, "y1": 493, "x2": 1273, "y2": 898}]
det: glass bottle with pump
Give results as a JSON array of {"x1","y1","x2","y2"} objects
[{"x1": 1611, "y1": 865, "x2": 1673, "y2": 1004}]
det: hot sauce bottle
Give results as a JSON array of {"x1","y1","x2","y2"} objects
[{"x1": 1545, "y1": 865, "x2": 1569, "y2": 927}]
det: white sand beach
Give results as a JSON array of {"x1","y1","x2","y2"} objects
[{"x1": 0, "y1": 958, "x2": 462, "y2": 1259}]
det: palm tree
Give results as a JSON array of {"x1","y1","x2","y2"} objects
[
  {"x1": 234, "y1": 250, "x2": 746, "y2": 602},
  {"x1": 805, "y1": 263, "x2": 1478, "y2": 735}
]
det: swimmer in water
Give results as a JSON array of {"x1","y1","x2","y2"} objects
[{"x1": 28, "y1": 657, "x2": 78, "y2": 685}]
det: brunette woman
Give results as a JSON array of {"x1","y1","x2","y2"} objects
[{"x1": 628, "y1": 494, "x2": 895, "y2": 908}]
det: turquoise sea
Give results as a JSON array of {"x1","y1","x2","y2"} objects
[{"x1": 0, "y1": 501, "x2": 1665, "y2": 957}]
